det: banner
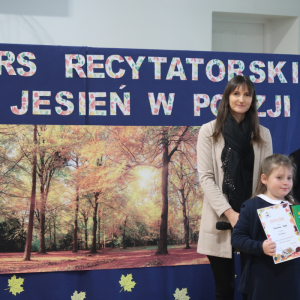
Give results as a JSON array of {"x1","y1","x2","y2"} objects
[
  {"x1": 0, "y1": 43, "x2": 299, "y2": 300},
  {"x1": 0, "y1": 45, "x2": 298, "y2": 137}
]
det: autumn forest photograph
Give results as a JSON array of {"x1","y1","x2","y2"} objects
[{"x1": 0, "y1": 125, "x2": 207, "y2": 274}]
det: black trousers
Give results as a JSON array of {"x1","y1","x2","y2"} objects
[{"x1": 207, "y1": 251, "x2": 247, "y2": 300}]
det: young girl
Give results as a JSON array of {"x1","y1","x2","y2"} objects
[{"x1": 231, "y1": 154, "x2": 300, "y2": 300}]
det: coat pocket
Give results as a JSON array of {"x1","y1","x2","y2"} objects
[{"x1": 201, "y1": 201, "x2": 225, "y2": 234}]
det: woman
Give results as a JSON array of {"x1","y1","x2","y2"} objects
[{"x1": 197, "y1": 75, "x2": 272, "y2": 300}]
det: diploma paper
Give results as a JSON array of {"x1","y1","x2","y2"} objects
[{"x1": 257, "y1": 203, "x2": 300, "y2": 264}]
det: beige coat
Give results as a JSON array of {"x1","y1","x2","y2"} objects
[{"x1": 197, "y1": 120, "x2": 272, "y2": 258}]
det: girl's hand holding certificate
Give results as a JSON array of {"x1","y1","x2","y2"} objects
[{"x1": 263, "y1": 240, "x2": 276, "y2": 256}]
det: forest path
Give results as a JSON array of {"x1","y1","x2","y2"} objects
[{"x1": 0, "y1": 244, "x2": 209, "y2": 274}]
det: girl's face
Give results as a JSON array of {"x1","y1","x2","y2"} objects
[
  {"x1": 261, "y1": 166, "x2": 293, "y2": 200},
  {"x1": 229, "y1": 85, "x2": 252, "y2": 123}
]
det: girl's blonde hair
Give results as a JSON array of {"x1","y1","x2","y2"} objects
[{"x1": 253, "y1": 154, "x2": 297, "y2": 204}]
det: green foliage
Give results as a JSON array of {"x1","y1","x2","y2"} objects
[
  {"x1": 0, "y1": 219, "x2": 26, "y2": 252},
  {"x1": 31, "y1": 239, "x2": 39, "y2": 252},
  {"x1": 57, "y1": 231, "x2": 73, "y2": 250}
]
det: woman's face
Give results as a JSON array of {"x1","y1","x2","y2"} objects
[{"x1": 229, "y1": 85, "x2": 252, "y2": 123}]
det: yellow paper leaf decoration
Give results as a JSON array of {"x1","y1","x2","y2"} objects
[
  {"x1": 119, "y1": 273, "x2": 136, "y2": 292},
  {"x1": 6, "y1": 275, "x2": 24, "y2": 296},
  {"x1": 173, "y1": 288, "x2": 190, "y2": 300},
  {"x1": 71, "y1": 290, "x2": 86, "y2": 300}
]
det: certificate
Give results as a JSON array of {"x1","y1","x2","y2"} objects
[{"x1": 257, "y1": 203, "x2": 300, "y2": 264}]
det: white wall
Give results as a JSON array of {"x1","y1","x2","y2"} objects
[
  {"x1": 0, "y1": 0, "x2": 300, "y2": 53},
  {"x1": 265, "y1": 17, "x2": 299, "y2": 54}
]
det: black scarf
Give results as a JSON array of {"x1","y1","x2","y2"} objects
[{"x1": 221, "y1": 114, "x2": 254, "y2": 213}]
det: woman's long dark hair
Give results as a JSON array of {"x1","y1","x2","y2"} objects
[{"x1": 212, "y1": 75, "x2": 263, "y2": 144}]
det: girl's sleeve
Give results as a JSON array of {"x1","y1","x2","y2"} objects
[
  {"x1": 231, "y1": 202, "x2": 265, "y2": 256},
  {"x1": 197, "y1": 124, "x2": 231, "y2": 217}
]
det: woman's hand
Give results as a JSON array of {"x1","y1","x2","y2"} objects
[
  {"x1": 224, "y1": 208, "x2": 239, "y2": 228},
  {"x1": 263, "y1": 240, "x2": 276, "y2": 256}
]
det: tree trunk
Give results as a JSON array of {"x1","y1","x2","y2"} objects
[
  {"x1": 53, "y1": 216, "x2": 56, "y2": 250},
  {"x1": 72, "y1": 156, "x2": 79, "y2": 252},
  {"x1": 90, "y1": 193, "x2": 99, "y2": 253},
  {"x1": 103, "y1": 229, "x2": 106, "y2": 248},
  {"x1": 122, "y1": 216, "x2": 127, "y2": 249},
  {"x1": 156, "y1": 141, "x2": 169, "y2": 255},
  {"x1": 38, "y1": 207, "x2": 46, "y2": 253},
  {"x1": 111, "y1": 230, "x2": 114, "y2": 249},
  {"x1": 23, "y1": 125, "x2": 37, "y2": 261},
  {"x1": 182, "y1": 199, "x2": 190, "y2": 249},
  {"x1": 49, "y1": 222, "x2": 52, "y2": 251},
  {"x1": 38, "y1": 151, "x2": 47, "y2": 254},
  {"x1": 98, "y1": 211, "x2": 101, "y2": 249},
  {"x1": 84, "y1": 218, "x2": 88, "y2": 249},
  {"x1": 20, "y1": 218, "x2": 25, "y2": 251},
  {"x1": 72, "y1": 188, "x2": 79, "y2": 252}
]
